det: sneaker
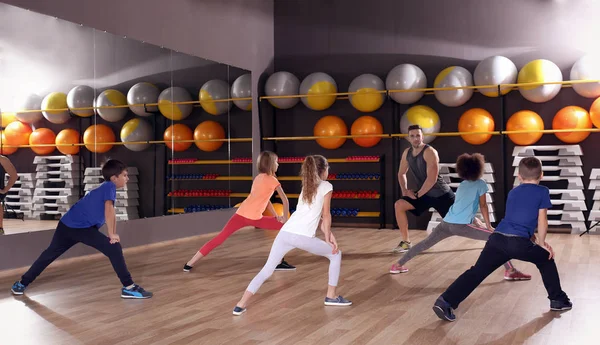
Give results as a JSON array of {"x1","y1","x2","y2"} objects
[
  {"x1": 233, "y1": 306, "x2": 246, "y2": 316},
  {"x1": 183, "y1": 264, "x2": 193, "y2": 272},
  {"x1": 433, "y1": 296, "x2": 456, "y2": 322},
  {"x1": 550, "y1": 299, "x2": 572, "y2": 311},
  {"x1": 121, "y1": 284, "x2": 153, "y2": 299},
  {"x1": 0, "y1": 228, "x2": 4, "y2": 235},
  {"x1": 11, "y1": 281, "x2": 26, "y2": 295},
  {"x1": 275, "y1": 260, "x2": 296, "y2": 271},
  {"x1": 324, "y1": 295, "x2": 352, "y2": 306},
  {"x1": 504, "y1": 269, "x2": 532, "y2": 281},
  {"x1": 392, "y1": 241, "x2": 411, "y2": 253},
  {"x1": 389, "y1": 263, "x2": 409, "y2": 274}
]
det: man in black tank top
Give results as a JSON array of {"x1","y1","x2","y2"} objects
[
  {"x1": 393, "y1": 125, "x2": 455, "y2": 253},
  {"x1": 0, "y1": 155, "x2": 18, "y2": 235}
]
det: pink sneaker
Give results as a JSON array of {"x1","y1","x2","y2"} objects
[
  {"x1": 389, "y1": 263, "x2": 409, "y2": 274},
  {"x1": 504, "y1": 269, "x2": 531, "y2": 281}
]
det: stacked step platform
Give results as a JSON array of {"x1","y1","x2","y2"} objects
[
  {"x1": 512, "y1": 145, "x2": 586, "y2": 234},
  {"x1": 84, "y1": 167, "x2": 140, "y2": 221},
  {"x1": 32, "y1": 155, "x2": 83, "y2": 220},
  {"x1": 4, "y1": 173, "x2": 36, "y2": 219},
  {"x1": 427, "y1": 162, "x2": 496, "y2": 232}
]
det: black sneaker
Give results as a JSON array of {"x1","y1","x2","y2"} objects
[
  {"x1": 121, "y1": 284, "x2": 153, "y2": 299},
  {"x1": 183, "y1": 264, "x2": 193, "y2": 272},
  {"x1": 275, "y1": 259, "x2": 296, "y2": 271},
  {"x1": 233, "y1": 306, "x2": 246, "y2": 316},
  {"x1": 433, "y1": 296, "x2": 456, "y2": 322},
  {"x1": 550, "y1": 299, "x2": 572, "y2": 311}
]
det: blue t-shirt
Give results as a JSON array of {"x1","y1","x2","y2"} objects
[
  {"x1": 61, "y1": 181, "x2": 117, "y2": 229},
  {"x1": 443, "y1": 179, "x2": 488, "y2": 224},
  {"x1": 495, "y1": 184, "x2": 553, "y2": 238}
]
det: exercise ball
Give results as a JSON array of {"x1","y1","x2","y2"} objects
[
  {"x1": 158, "y1": 87, "x2": 193, "y2": 121},
  {"x1": 231, "y1": 74, "x2": 252, "y2": 111},
  {"x1": 351, "y1": 115, "x2": 383, "y2": 148},
  {"x1": 164, "y1": 124, "x2": 193, "y2": 152},
  {"x1": 263, "y1": 202, "x2": 284, "y2": 216},
  {"x1": 518, "y1": 59, "x2": 563, "y2": 103},
  {"x1": 127, "y1": 82, "x2": 160, "y2": 116},
  {"x1": 120, "y1": 118, "x2": 153, "y2": 151},
  {"x1": 552, "y1": 106, "x2": 592, "y2": 144},
  {"x1": 458, "y1": 108, "x2": 495, "y2": 145},
  {"x1": 1, "y1": 112, "x2": 16, "y2": 127},
  {"x1": 42, "y1": 92, "x2": 70, "y2": 124},
  {"x1": 83, "y1": 124, "x2": 115, "y2": 153},
  {"x1": 200, "y1": 79, "x2": 232, "y2": 115},
  {"x1": 474, "y1": 56, "x2": 518, "y2": 97},
  {"x1": 348, "y1": 74, "x2": 385, "y2": 112},
  {"x1": 55, "y1": 129, "x2": 80, "y2": 155},
  {"x1": 67, "y1": 85, "x2": 95, "y2": 117},
  {"x1": 194, "y1": 120, "x2": 226, "y2": 152},
  {"x1": 300, "y1": 72, "x2": 337, "y2": 111},
  {"x1": 434, "y1": 66, "x2": 474, "y2": 107},
  {"x1": 265, "y1": 71, "x2": 300, "y2": 109},
  {"x1": 386, "y1": 64, "x2": 427, "y2": 104},
  {"x1": 96, "y1": 89, "x2": 128, "y2": 122},
  {"x1": 506, "y1": 110, "x2": 544, "y2": 146},
  {"x1": 590, "y1": 96, "x2": 600, "y2": 128},
  {"x1": 313, "y1": 115, "x2": 347, "y2": 149},
  {"x1": 0, "y1": 131, "x2": 17, "y2": 155},
  {"x1": 400, "y1": 105, "x2": 441, "y2": 144},
  {"x1": 15, "y1": 94, "x2": 43, "y2": 124},
  {"x1": 29, "y1": 128, "x2": 56, "y2": 155},
  {"x1": 570, "y1": 54, "x2": 600, "y2": 99},
  {"x1": 4, "y1": 121, "x2": 32, "y2": 147}
]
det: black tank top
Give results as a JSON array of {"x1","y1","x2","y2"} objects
[
  {"x1": 406, "y1": 144, "x2": 451, "y2": 197},
  {"x1": 0, "y1": 161, "x2": 5, "y2": 190}
]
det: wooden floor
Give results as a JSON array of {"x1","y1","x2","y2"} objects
[
  {"x1": 0, "y1": 227, "x2": 598, "y2": 345},
  {"x1": 2, "y1": 219, "x2": 58, "y2": 235}
]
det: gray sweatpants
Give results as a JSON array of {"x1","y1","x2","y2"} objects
[
  {"x1": 397, "y1": 220, "x2": 515, "y2": 270},
  {"x1": 247, "y1": 230, "x2": 342, "y2": 294}
]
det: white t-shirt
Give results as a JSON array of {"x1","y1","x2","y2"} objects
[{"x1": 282, "y1": 181, "x2": 333, "y2": 237}]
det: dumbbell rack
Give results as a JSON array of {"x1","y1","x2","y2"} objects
[
  {"x1": 4, "y1": 173, "x2": 36, "y2": 219},
  {"x1": 427, "y1": 162, "x2": 496, "y2": 232},
  {"x1": 31, "y1": 155, "x2": 83, "y2": 220},
  {"x1": 84, "y1": 167, "x2": 140, "y2": 221},
  {"x1": 512, "y1": 145, "x2": 586, "y2": 234}
]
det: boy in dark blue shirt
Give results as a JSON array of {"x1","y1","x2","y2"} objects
[
  {"x1": 11, "y1": 160, "x2": 152, "y2": 299},
  {"x1": 433, "y1": 156, "x2": 571, "y2": 321}
]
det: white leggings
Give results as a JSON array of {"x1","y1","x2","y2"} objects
[{"x1": 246, "y1": 230, "x2": 342, "y2": 294}]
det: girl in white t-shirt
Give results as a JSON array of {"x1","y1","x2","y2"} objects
[{"x1": 232, "y1": 155, "x2": 352, "y2": 315}]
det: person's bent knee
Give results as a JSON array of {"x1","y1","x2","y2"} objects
[{"x1": 395, "y1": 199, "x2": 412, "y2": 211}]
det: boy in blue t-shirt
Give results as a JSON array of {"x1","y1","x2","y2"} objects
[
  {"x1": 389, "y1": 153, "x2": 529, "y2": 281},
  {"x1": 11, "y1": 160, "x2": 152, "y2": 299},
  {"x1": 433, "y1": 157, "x2": 571, "y2": 322}
]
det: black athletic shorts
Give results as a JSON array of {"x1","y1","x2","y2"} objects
[{"x1": 401, "y1": 192, "x2": 455, "y2": 217}]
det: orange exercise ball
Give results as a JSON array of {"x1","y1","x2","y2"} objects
[
  {"x1": 314, "y1": 115, "x2": 347, "y2": 149},
  {"x1": 4, "y1": 121, "x2": 32, "y2": 147},
  {"x1": 263, "y1": 202, "x2": 284, "y2": 216},
  {"x1": 458, "y1": 108, "x2": 495, "y2": 145},
  {"x1": 194, "y1": 120, "x2": 226, "y2": 152},
  {"x1": 0, "y1": 130, "x2": 18, "y2": 155},
  {"x1": 350, "y1": 115, "x2": 383, "y2": 148},
  {"x1": 164, "y1": 124, "x2": 193, "y2": 152},
  {"x1": 29, "y1": 128, "x2": 56, "y2": 155},
  {"x1": 590, "y1": 96, "x2": 600, "y2": 128},
  {"x1": 552, "y1": 106, "x2": 592, "y2": 144},
  {"x1": 506, "y1": 110, "x2": 544, "y2": 146},
  {"x1": 56, "y1": 129, "x2": 80, "y2": 155},
  {"x1": 83, "y1": 124, "x2": 115, "y2": 153}
]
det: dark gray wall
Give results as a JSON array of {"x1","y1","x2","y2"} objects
[{"x1": 272, "y1": 0, "x2": 600, "y2": 229}]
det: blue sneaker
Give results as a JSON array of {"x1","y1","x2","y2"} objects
[
  {"x1": 121, "y1": 284, "x2": 153, "y2": 299},
  {"x1": 324, "y1": 295, "x2": 352, "y2": 306},
  {"x1": 433, "y1": 296, "x2": 456, "y2": 322},
  {"x1": 232, "y1": 306, "x2": 246, "y2": 316},
  {"x1": 11, "y1": 281, "x2": 26, "y2": 295}
]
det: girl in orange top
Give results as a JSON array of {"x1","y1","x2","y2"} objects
[{"x1": 183, "y1": 151, "x2": 294, "y2": 271}]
